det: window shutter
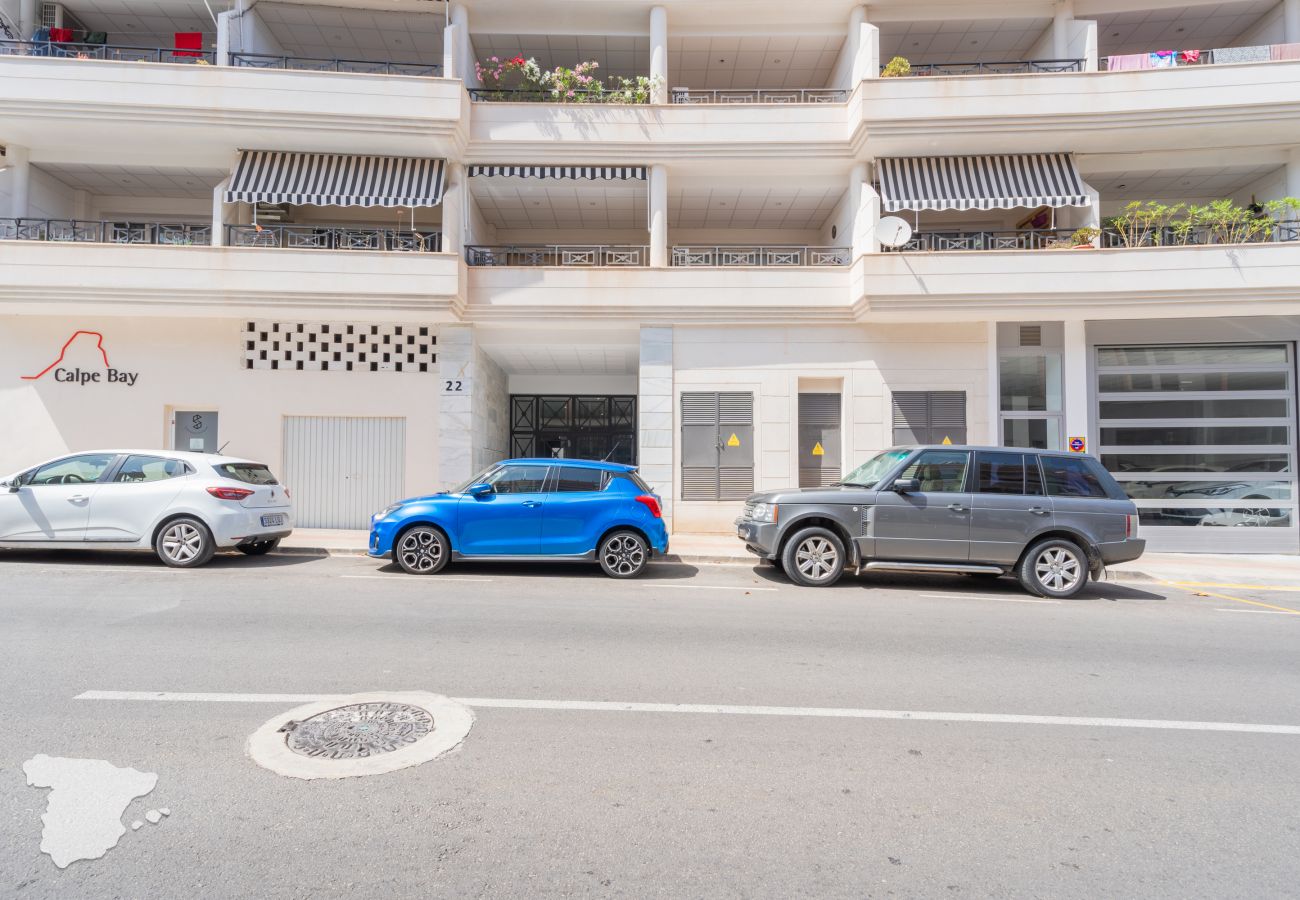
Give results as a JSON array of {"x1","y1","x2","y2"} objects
[
  {"x1": 681, "y1": 391, "x2": 754, "y2": 500},
  {"x1": 892, "y1": 390, "x2": 967, "y2": 444}
]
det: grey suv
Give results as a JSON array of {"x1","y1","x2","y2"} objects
[{"x1": 735, "y1": 446, "x2": 1144, "y2": 597}]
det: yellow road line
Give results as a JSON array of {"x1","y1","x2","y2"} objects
[
  {"x1": 1164, "y1": 583, "x2": 1300, "y2": 616},
  {"x1": 1168, "y1": 581, "x2": 1300, "y2": 593}
]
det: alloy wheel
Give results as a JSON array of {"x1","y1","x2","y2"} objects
[
  {"x1": 795, "y1": 536, "x2": 839, "y2": 583},
  {"x1": 1034, "y1": 547, "x2": 1081, "y2": 592},
  {"x1": 602, "y1": 535, "x2": 645, "y2": 576},
  {"x1": 161, "y1": 523, "x2": 203, "y2": 564},
  {"x1": 398, "y1": 529, "x2": 443, "y2": 573}
]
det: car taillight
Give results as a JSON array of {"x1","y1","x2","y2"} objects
[
  {"x1": 207, "y1": 486, "x2": 254, "y2": 501},
  {"x1": 635, "y1": 495, "x2": 662, "y2": 519},
  {"x1": 1126, "y1": 514, "x2": 1138, "y2": 538},
  {"x1": 284, "y1": 487, "x2": 292, "y2": 499}
]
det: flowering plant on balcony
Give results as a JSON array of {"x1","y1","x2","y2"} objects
[{"x1": 475, "y1": 55, "x2": 659, "y2": 103}]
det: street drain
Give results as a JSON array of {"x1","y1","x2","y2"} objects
[{"x1": 247, "y1": 692, "x2": 473, "y2": 780}]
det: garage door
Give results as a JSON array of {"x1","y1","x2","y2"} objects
[
  {"x1": 283, "y1": 416, "x2": 406, "y2": 529},
  {"x1": 1096, "y1": 343, "x2": 1297, "y2": 552}
]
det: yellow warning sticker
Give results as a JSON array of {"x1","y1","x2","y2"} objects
[
  {"x1": 812, "y1": 442, "x2": 825, "y2": 457},
  {"x1": 941, "y1": 436, "x2": 953, "y2": 445},
  {"x1": 727, "y1": 433, "x2": 740, "y2": 447}
]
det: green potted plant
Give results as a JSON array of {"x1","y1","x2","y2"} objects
[
  {"x1": 1069, "y1": 226, "x2": 1101, "y2": 248},
  {"x1": 881, "y1": 56, "x2": 911, "y2": 78}
]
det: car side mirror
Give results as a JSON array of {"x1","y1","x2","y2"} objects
[
  {"x1": 2, "y1": 479, "x2": 18, "y2": 493},
  {"x1": 892, "y1": 477, "x2": 920, "y2": 493},
  {"x1": 465, "y1": 482, "x2": 493, "y2": 498}
]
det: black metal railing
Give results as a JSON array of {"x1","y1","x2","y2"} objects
[
  {"x1": 0, "y1": 38, "x2": 216, "y2": 64},
  {"x1": 669, "y1": 87, "x2": 847, "y2": 104},
  {"x1": 466, "y1": 244, "x2": 648, "y2": 266},
  {"x1": 891, "y1": 229, "x2": 1077, "y2": 252},
  {"x1": 672, "y1": 246, "x2": 850, "y2": 266},
  {"x1": 466, "y1": 88, "x2": 649, "y2": 103},
  {"x1": 0, "y1": 218, "x2": 211, "y2": 244},
  {"x1": 889, "y1": 59, "x2": 1085, "y2": 76},
  {"x1": 887, "y1": 222, "x2": 1300, "y2": 252},
  {"x1": 230, "y1": 52, "x2": 440, "y2": 77},
  {"x1": 226, "y1": 224, "x2": 442, "y2": 252}
]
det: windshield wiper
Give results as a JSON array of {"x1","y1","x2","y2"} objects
[{"x1": 831, "y1": 481, "x2": 870, "y2": 487}]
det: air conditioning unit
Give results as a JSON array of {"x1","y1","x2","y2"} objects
[{"x1": 253, "y1": 203, "x2": 291, "y2": 223}]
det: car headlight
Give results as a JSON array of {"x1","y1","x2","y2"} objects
[
  {"x1": 749, "y1": 502, "x2": 778, "y2": 523},
  {"x1": 373, "y1": 503, "x2": 403, "y2": 521}
]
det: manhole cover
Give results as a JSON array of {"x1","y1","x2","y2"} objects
[
  {"x1": 246, "y1": 692, "x2": 474, "y2": 780},
  {"x1": 284, "y1": 702, "x2": 435, "y2": 759}
]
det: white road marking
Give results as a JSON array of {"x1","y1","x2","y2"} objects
[
  {"x1": 74, "y1": 690, "x2": 1300, "y2": 736},
  {"x1": 339, "y1": 575, "x2": 495, "y2": 583},
  {"x1": 917, "y1": 593, "x2": 1060, "y2": 604},
  {"x1": 1214, "y1": 608, "x2": 1300, "y2": 616},
  {"x1": 639, "y1": 583, "x2": 779, "y2": 592}
]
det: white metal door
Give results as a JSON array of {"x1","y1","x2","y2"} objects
[{"x1": 282, "y1": 416, "x2": 406, "y2": 529}]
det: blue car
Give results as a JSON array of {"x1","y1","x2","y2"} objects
[{"x1": 368, "y1": 458, "x2": 669, "y2": 578}]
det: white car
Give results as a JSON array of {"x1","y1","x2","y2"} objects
[{"x1": 0, "y1": 450, "x2": 293, "y2": 568}]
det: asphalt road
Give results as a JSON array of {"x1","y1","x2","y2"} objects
[{"x1": 1, "y1": 548, "x2": 1298, "y2": 899}]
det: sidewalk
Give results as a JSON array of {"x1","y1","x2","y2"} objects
[{"x1": 278, "y1": 528, "x2": 1300, "y2": 584}]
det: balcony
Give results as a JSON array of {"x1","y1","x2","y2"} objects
[
  {"x1": 227, "y1": 225, "x2": 442, "y2": 253},
  {"x1": 466, "y1": 244, "x2": 647, "y2": 266},
  {"x1": 885, "y1": 59, "x2": 1084, "y2": 77},
  {"x1": 669, "y1": 88, "x2": 847, "y2": 104},
  {"x1": 0, "y1": 38, "x2": 216, "y2": 64},
  {"x1": 671, "y1": 245, "x2": 848, "y2": 266},
  {"x1": 1, "y1": 218, "x2": 211, "y2": 245},
  {"x1": 230, "y1": 52, "x2": 441, "y2": 78}
]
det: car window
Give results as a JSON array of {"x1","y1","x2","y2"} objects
[
  {"x1": 27, "y1": 453, "x2": 116, "y2": 486},
  {"x1": 1042, "y1": 456, "x2": 1109, "y2": 498},
  {"x1": 552, "y1": 467, "x2": 605, "y2": 492},
  {"x1": 215, "y1": 463, "x2": 278, "y2": 485},
  {"x1": 976, "y1": 452, "x2": 1026, "y2": 495},
  {"x1": 486, "y1": 465, "x2": 549, "y2": 494},
  {"x1": 623, "y1": 472, "x2": 653, "y2": 493},
  {"x1": 898, "y1": 450, "x2": 970, "y2": 493},
  {"x1": 114, "y1": 455, "x2": 189, "y2": 483}
]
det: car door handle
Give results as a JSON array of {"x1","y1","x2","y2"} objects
[
  {"x1": 67, "y1": 494, "x2": 90, "y2": 502},
  {"x1": 521, "y1": 500, "x2": 542, "y2": 508},
  {"x1": 947, "y1": 503, "x2": 967, "y2": 512},
  {"x1": 1029, "y1": 507, "x2": 1050, "y2": 516}
]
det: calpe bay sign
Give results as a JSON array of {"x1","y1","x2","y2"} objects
[{"x1": 21, "y1": 331, "x2": 139, "y2": 386}]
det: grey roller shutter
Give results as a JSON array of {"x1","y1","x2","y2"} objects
[
  {"x1": 892, "y1": 391, "x2": 967, "y2": 445},
  {"x1": 799, "y1": 392, "x2": 842, "y2": 487},
  {"x1": 681, "y1": 391, "x2": 754, "y2": 500}
]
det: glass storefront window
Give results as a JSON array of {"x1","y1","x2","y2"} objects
[
  {"x1": 1118, "y1": 479, "x2": 1292, "y2": 501},
  {"x1": 1099, "y1": 399, "x2": 1288, "y2": 420},
  {"x1": 1101, "y1": 452, "x2": 1291, "y2": 473},
  {"x1": 1098, "y1": 371, "x2": 1289, "y2": 392},
  {"x1": 999, "y1": 355, "x2": 1062, "y2": 412},
  {"x1": 1003, "y1": 418, "x2": 1061, "y2": 450},
  {"x1": 1099, "y1": 426, "x2": 1291, "y2": 446},
  {"x1": 1097, "y1": 345, "x2": 1289, "y2": 367},
  {"x1": 1137, "y1": 508, "x2": 1292, "y2": 527}
]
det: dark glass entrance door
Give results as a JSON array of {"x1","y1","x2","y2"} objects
[{"x1": 510, "y1": 395, "x2": 637, "y2": 465}]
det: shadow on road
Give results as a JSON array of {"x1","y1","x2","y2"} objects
[
  {"x1": 369, "y1": 560, "x2": 704, "y2": 580},
  {"x1": 0, "y1": 548, "x2": 325, "y2": 569}
]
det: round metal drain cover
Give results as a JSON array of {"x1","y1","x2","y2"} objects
[
  {"x1": 285, "y1": 702, "x2": 435, "y2": 759},
  {"x1": 247, "y1": 692, "x2": 474, "y2": 780}
]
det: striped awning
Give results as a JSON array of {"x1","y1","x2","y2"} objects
[
  {"x1": 878, "y1": 153, "x2": 1089, "y2": 212},
  {"x1": 225, "y1": 151, "x2": 446, "y2": 207},
  {"x1": 468, "y1": 165, "x2": 646, "y2": 180}
]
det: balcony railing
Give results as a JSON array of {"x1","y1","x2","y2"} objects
[
  {"x1": 466, "y1": 244, "x2": 648, "y2": 266},
  {"x1": 887, "y1": 59, "x2": 1084, "y2": 77},
  {"x1": 669, "y1": 87, "x2": 847, "y2": 104},
  {"x1": 226, "y1": 224, "x2": 442, "y2": 252},
  {"x1": 0, "y1": 218, "x2": 211, "y2": 244},
  {"x1": 466, "y1": 87, "x2": 650, "y2": 103},
  {"x1": 672, "y1": 246, "x2": 850, "y2": 266},
  {"x1": 230, "y1": 52, "x2": 440, "y2": 77},
  {"x1": 0, "y1": 38, "x2": 216, "y2": 64},
  {"x1": 887, "y1": 222, "x2": 1300, "y2": 252}
]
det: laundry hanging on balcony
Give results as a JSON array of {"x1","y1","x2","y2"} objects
[
  {"x1": 224, "y1": 151, "x2": 446, "y2": 207},
  {"x1": 877, "y1": 153, "x2": 1089, "y2": 213},
  {"x1": 467, "y1": 165, "x2": 646, "y2": 180}
]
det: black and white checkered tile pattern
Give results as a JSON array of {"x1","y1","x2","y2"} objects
[{"x1": 242, "y1": 322, "x2": 437, "y2": 373}]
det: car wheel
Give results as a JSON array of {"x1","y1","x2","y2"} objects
[
  {"x1": 1017, "y1": 538, "x2": 1088, "y2": 598},
  {"x1": 782, "y1": 526, "x2": 845, "y2": 587},
  {"x1": 155, "y1": 517, "x2": 216, "y2": 568},
  {"x1": 395, "y1": 526, "x2": 450, "y2": 575},
  {"x1": 237, "y1": 539, "x2": 280, "y2": 556},
  {"x1": 599, "y1": 530, "x2": 648, "y2": 578}
]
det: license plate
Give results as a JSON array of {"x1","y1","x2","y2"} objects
[{"x1": 260, "y1": 514, "x2": 285, "y2": 527}]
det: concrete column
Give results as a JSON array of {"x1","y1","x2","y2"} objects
[
  {"x1": 649, "y1": 5, "x2": 668, "y2": 104},
  {"x1": 1285, "y1": 148, "x2": 1300, "y2": 200},
  {"x1": 212, "y1": 177, "x2": 229, "y2": 247},
  {"x1": 437, "y1": 326, "x2": 508, "y2": 488},
  {"x1": 849, "y1": 6, "x2": 880, "y2": 82},
  {"x1": 986, "y1": 322, "x2": 1002, "y2": 446},
  {"x1": 442, "y1": 22, "x2": 458, "y2": 79},
  {"x1": 449, "y1": 3, "x2": 474, "y2": 86},
  {"x1": 6, "y1": 144, "x2": 30, "y2": 219},
  {"x1": 216, "y1": 10, "x2": 233, "y2": 65},
  {"x1": 638, "y1": 326, "x2": 675, "y2": 528},
  {"x1": 1287, "y1": 0, "x2": 1300, "y2": 44},
  {"x1": 849, "y1": 162, "x2": 880, "y2": 256},
  {"x1": 649, "y1": 164, "x2": 668, "y2": 267},
  {"x1": 441, "y1": 162, "x2": 462, "y2": 254},
  {"x1": 1062, "y1": 319, "x2": 1090, "y2": 449},
  {"x1": 1052, "y1": 0, "x2": 1074, "y2": 60},
  {"x1": 1082, "y1": 181, "x2": 1101, "y2": 244},
  {"x1": 19, "y1": 0, "x2": 37, "y2": 38}
]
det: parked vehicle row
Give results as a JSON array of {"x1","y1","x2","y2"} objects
[{"x1": 2, "y1": 445, "x2": 1145, "y2": 596}]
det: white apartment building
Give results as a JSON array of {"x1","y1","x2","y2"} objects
[{"x1": 3, "y1": 0, "x2": 1300, "y2": 551}]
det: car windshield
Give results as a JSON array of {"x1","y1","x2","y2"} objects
[
  {"x1": 450, "y1": 466, "x2": 501, "y2": 494},
  {"x1": 836, "y1": 449, "x2": 914, "y2": 488}
]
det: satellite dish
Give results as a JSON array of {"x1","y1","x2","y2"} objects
[{"x1": 876, "y1": 216, "x2": 914, "y2": 249}]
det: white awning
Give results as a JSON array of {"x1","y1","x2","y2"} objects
[
  {"x1": 468, "y1": 165, "x2": 646, "y2": 180},
  {"x1": 878, "y1": 153, "x2": 1090, "y2": 212},
  {"x1": 224, "y1": 151, "x2": 446, "y2": 207}
]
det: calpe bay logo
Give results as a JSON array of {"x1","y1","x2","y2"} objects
[{"x1": 21, "y1": 331, "x2": 139, "y2": 386}]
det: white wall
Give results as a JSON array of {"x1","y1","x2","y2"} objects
[
  {"x1": 670, "y1": 323, "x2": 990, "y2": 532},
  {"x1": 506, "y1": 374, "x2": 638, "y2": 394},
  {"x1": 1233, "y1": 167, "x2": 1291, "y2": 206},
  {"x1": 90, "y1": 196, "x2": 212, "y2": 221},
  {"x1": 1234, "y1": 3, "x2": 1285, "y2": 47},
  {"x1": 0, "y1": 167, "x2": 78, "y2": 219},
  {"x1": 0, "y1": 315, "x2": 442, "y2": 494},
  {"x1": 228, "y1": 5, "x2": 285, "y2": 56}
]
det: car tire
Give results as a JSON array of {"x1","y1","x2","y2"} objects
[
  {"x1": 155, "y1": 517, "x2": 216, "y2": 568},
  {"x1": 1017, "y1": 538, "x2": 1089, "y2": 598},
  {"x1": 782, "y1": 526, "x2": 846, "y2": 587},
  {"x1": 236, "y1": 539, "x2": 280, "y2": 556},
  {"x1": 599, "y1": 530, "x2": 649, "y2": 578},
  {"x1": 394, "y1": 525, "x2": 450, "y2": 575}
]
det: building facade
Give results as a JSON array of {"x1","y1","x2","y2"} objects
[{"x1": 3, "y1": 0, "x2": 1300, "y2": 551}]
